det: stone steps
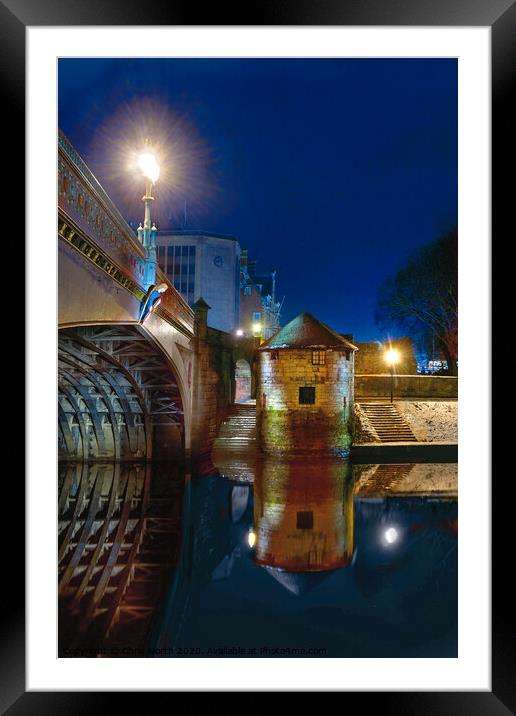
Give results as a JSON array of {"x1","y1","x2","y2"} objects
[
  {"x1": 358, "y1": 402, "x2": 417, "y2": 443},
  {"x1": 213, "y1": 402, "x2": 257, "y2": 452}
]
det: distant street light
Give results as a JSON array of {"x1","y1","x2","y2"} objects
[
  {"x1": 136, "y1": 139, "x2": 161, "y2": 290},
  {"x1": 385, "y1": 347, "x2": 400, "y2": 403}
]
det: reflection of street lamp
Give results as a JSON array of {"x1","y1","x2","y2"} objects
[
  {"x1": 136, "y1": 139, "x2": 160, "y2": 290},
  {"x1": 247, "y1": 528, "x2": 256, "y2": 548},
  {"x1": 385, "y1": 348, "x2": 400, "y2": 403},
  {"x1": 382, "y1": 526, "x2": 400, "y2": 547}
]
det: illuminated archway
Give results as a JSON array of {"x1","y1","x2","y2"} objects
[{"x1": 234, "y1": 359, "x2": 252, "y2": 404}]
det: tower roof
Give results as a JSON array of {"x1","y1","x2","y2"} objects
[
  {"x1": 259, "y1": 312, "x2": 358, "y2": 351},
  {"x1": 193, "y1": 297, "x2": 211, "y2": 310},
  {"x1": 264, "y1": 567, "x2": 336, "y2": 595}
]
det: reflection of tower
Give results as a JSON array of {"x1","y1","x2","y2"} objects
[{"x1": 253, "y1": 458, "x2": 354, "y2": 581}]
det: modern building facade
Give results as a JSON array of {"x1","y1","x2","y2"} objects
[
  {"x1": 156, "y1": 230, "x2": 241, "y2": 333},
  {"x1": 256, "y1": 312, "x2": 357, "y2": 455}
]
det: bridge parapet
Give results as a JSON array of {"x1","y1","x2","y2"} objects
[{"x1": 155, "y1": 267, "x2": 195, "y2": 335}]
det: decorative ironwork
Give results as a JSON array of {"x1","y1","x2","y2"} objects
[
  {"x1": 58, "y1": 326, "x2": 185, "y2": 461},
  {"x1": 58, "y1": 462, "x2": 185, "y2": 656}
]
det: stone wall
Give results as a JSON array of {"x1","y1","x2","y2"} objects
[
  {"x1": 190, "y1": 308, "x2": 235, "y2": 457},
  {"x1": 190, "y1": 305, "x2": 257, "y2": 457},
  {"x1": 355, "y1": 337, "x2": 417, "y2": 374},
  {"x1": 351, "y1": 403, "x2": 380, "y2": 443},
  {"x1": 257, "y1": 348, "x2": 354, "y2": 455},
  {"x1": 355, "y1": 374, "x2": 458, "y2": 399}
]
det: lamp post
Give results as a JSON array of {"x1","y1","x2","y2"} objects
[
  {"x1": 136, "y1": 139, "x2": 160, "y2": 290},
  {"x1": 385, "y1": 348, "x2": 400, "y2": 403}
]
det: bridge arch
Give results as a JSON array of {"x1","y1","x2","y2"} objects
[{"x1": 58, "y1": 324, "x2": 189, "y2": 461}]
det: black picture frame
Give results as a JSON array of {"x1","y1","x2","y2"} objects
[{"x1": 6, "y1": 0, "x2": 507, "y2": 709}]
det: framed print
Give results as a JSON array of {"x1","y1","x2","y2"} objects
[{"x1": 4, "y1": 0, "x2": 510, "y2": 708}]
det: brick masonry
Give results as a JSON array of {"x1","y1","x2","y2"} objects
[
  {"x1": 256, "y1": 348, "x2": 354, "y2": 455},
  {"x1": 354, "y1": 337, "x2": 418, "y2": 374},
  {"x1": 355, "y1": 373, "x2": 458, "y2": 399},
  {"x1": 190, "y1": 303, "x2": 256, "y2": 457}
]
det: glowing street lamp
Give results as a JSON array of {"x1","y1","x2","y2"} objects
[
  {"x1": 385, "y1": 347, "x2": 400, "y2": 403},
  {"x1": 136, "y1": 139, "x2": 160, "y2": 290},
  {"x1": 252, "y1": 322, "x2": 262, "y2": 338}
]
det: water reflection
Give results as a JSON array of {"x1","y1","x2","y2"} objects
[
  {"x1": 58, "y1": 457, "x2": 457, "y2": 657},
  {"x1": 58, "y1": 461, "x2": 185, "y2": 657},
  {"x1": 152, "y1": 456, "x2": 457, "y2": 658},
  {"x1": 253, "y1": 459, "x2": 355, "y2": 587}
]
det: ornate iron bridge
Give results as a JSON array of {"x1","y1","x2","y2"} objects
[{"x1": 58, "y1": 132, "x2": 196, "y2": 459}]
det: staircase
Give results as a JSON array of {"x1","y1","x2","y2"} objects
[
  {"x1": 358, "y1": 402, "x2": 417, "y2": 442},
  {"x1": 356, "y1": 463, "x2": 414, "y2": 495},
  {"x1": 214, "y1": 401, "x2": 257, "y2": 452}
]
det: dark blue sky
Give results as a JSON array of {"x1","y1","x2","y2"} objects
[{"x1": 58, "y1": 58, "x2": 457, "y2": 340}]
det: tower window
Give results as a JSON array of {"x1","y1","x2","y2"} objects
[
  {"x1": 312, "y1": 350, "x2": 326, "y2": 365},
  {"x1": 297, "y1": 511, "x2": 314, "y2": 530},
  {"x1": 299, "y1": 386, "x2": 315, "y2": 405}
]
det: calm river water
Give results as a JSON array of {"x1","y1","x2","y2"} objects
[{"x1": 58, "y1": 457, "x2": 457, "y2": 658}]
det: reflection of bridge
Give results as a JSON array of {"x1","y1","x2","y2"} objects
[{"x1": 58, "y1": 132, "x2": 253, "y2": 460}]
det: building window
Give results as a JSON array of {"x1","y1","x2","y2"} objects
[
  {"x1": 299, "y1": 386, "x2": 315, "y2": 405},
  {"x1": 253, "y1": 311, "x2": 261, "y2": 321},
  {"x1": 244, "y1": 286, "x2": 251, "y2": 295},
  {"x1": 312, "y1": 350, "x2": 325, "y2": 365},
  {"x1": 297, "y1": 511, "x2": 314, "y2": 530}
]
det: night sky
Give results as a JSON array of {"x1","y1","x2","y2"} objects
[{"x1": 58, "y1": 58, "x2": 457, "y2": 340}]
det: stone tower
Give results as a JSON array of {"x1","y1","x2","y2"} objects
[{"x1": 256, "y1": 312, "x2": 357, "y2": 455}]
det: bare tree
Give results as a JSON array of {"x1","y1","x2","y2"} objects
[{"x1": 375, "y1": 229, "x2": 458, "y2": 375}]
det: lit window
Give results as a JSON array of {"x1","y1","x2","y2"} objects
[
  {"x1": 312, "y1": 350, "x2": 325, "y2": 365},
  {"x1": 253, "y1": 311, "x2": 261, "y2": 321},
  {"x1": 299, "y1": 386, "x2": 315, "y2": 405}
]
